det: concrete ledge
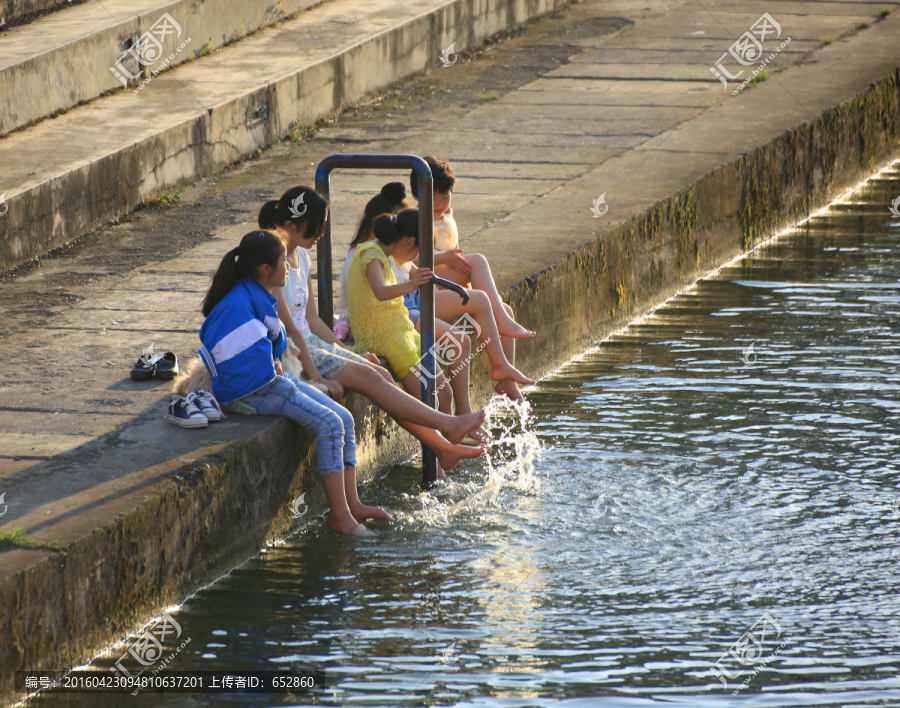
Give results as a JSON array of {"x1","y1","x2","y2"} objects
[
  {"x1": 0, "y1": 0, "x2": 322, "y2": 136},
  {"x1": 0, "y1": 391, "x2": 416, "y2": 707},
  {"x1": 0, "y1": 0, "x2": 569, "y2": 270},
  {"x1": 496, "y1": 69, "x2": 900, "y2": 387}
]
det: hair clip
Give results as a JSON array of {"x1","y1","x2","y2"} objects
[
  {"x1": 391, "y1": 214, "x2": 398, "y2": 226},
  {"x1": 273, "y1": 204, "x2": 279, "y2": 209}
]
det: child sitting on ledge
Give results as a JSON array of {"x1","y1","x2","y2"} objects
[
  {"x1": 346, "y1": 209, "x2": 533, "y2": 415},
  {"x1": 409, "y1": 155, "x2": 535, "y2": 405},
  {"x1": 198, "y1": 229, "x2": 391, "y2": 537}
]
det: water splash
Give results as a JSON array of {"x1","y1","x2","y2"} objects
[
  {"x1": 398, "y1": 396, "x2": 542, "y2": 526},
  {"x1": 482, "y1": 395, "x2": 542, "y2": 495}
]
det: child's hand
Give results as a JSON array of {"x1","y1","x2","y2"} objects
[
  {"x1": 361, "y1": 352, "x2": 380, "y2": 365},
  {"x1": 321, "y1": 378, "x2": 345, "y2": 400},
  {"x1": 411, "y1": 268, "x2": 433, "y2": 286},
  {"x1": 444, "y1": 249, "x2": 471, "y2": 276},
  {"x1": 274, "y1": 360, "x2": 284, "y2": 376}
]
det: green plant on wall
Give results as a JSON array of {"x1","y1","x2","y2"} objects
[
  {"x1": 0, "y1": 524, "x2": 59, "y2": 551},
  {"x1": 235, "y1": 19, "x2": 247, "y2": 42},
  {"x1": 198, "y1": 37, "x2": 214, "y2": 57},
  {"x1": 144, "y1": 190, "x2": 183, "y2": 207},
  {"x1": 289, "y1": 122, "x2": 315, "y2": 142}
]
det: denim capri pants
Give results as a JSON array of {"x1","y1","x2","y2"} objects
[{"x1": 229, "y1": 373, "x2": 357, "y2": 475}]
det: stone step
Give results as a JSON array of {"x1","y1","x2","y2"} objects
[
  {"x1": 0, "y1": 0, "x2": 85, "y2": 31},
  {"x1": 0, "y1": 0, "x2": 568, "y2": 270},
  {"x1": 0, "y1": 0, "x2": 323, "y2": 136}
]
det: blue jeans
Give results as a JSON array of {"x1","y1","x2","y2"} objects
[
  {"x1": 231, "y1": 374, "x2": 357, "y2": 476},
  {"x1": 404, "y1": 289, "x2": 420, "y2": 326}
]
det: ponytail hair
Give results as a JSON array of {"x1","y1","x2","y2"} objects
[
  {"x1": 257, "y1": 186, "x2": 329, "y2": 242},
  {"x1": 258, "y1": 200, "x2": 280, "y2": 230},
  {"x1": 202, "y1": 230, "x2": 286, "y2": 316},
  {"x1": 373, "y1": 208, "x2": 420, "y2": 246},
  {"x1": 350, "y1": 182, "x2": 410, "y2": 248}
]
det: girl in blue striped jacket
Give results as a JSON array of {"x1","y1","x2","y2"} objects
[{"x1": 199, "y1": 230, "x2": 391, "y2": 537}]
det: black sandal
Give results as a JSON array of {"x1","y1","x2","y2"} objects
[
  {"x1": 154, "y1": 352, "x2": 179, "y2": 380},
  {"x1": 130, "y1": 344, "x2": 162, "y2": 380}
]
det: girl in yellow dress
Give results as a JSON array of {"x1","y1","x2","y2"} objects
[
  {"x1": 349, "y1": 209, "x2": 534, "y2": 415},
  {"x1": 347, "y1": 209, "x2": 458, "y2": 409}
]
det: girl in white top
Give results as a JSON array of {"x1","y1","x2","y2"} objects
[{"x1": 259, "y1": 187, "x2": 487, "y2": 473}]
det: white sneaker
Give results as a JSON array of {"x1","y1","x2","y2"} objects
[
  {"x1": 166, "y1": 395, "x2": 208, "y2": 428},
  {"x1": 191, "y1": 390, "x2": 224, "y2": 422}
]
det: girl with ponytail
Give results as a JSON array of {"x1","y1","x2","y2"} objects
[
  {"x1": 259, "y1": 188, "x2": 488, "y2": 474},
  {"x1": 335, "y1": 182, "x2": 410, "y2": 338},
  {"x1": 346, "y1": 209, "x2": 443, "y2": 397},
  {"x1": 347, "y1": 208, "x2": 534, "y2": 418},
  {"x1": 199, "y1": 230, "x2": 391, "y2": 537}
]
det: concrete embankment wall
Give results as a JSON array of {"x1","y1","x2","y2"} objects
[
  {"x1": 496, "y1": 70, "x2": 900, "y2": 393},
  {"x1": 1, "y1": 53, "x2": 898, "y2": 708},
  {"x1": 0, "y1": 395, "x2": 418, "y2": 708},
  {"x1": 0, "y1": 0, "x2": 324, "y2": 137}
]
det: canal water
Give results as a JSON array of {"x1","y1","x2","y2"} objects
[{"x1": 30, "y1": 162, "x2": 900, "y2": 707}]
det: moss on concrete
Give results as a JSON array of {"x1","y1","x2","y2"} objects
[
  {"x1": 669, "y1": 187, "x2": 698, "y2": 273},
  {"x1": 637, "y1": 205, "x2": 662, "y2": 243},
  {"x1": 615, "y1": 277, "x2": 628, "y2": 309},
  {"x1": 739, "y1": 69, "x2": 900, "y2": 251},
  {"x1": 502, "y1": 68, "x2": 899, "y2": 392}
]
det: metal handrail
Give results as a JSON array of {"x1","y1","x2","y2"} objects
[{"x1": 314, "y1": 154, "x2": 439, "y2": 486}]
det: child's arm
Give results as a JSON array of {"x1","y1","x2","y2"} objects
[
  {"x1": 304, "y1": 275, "x2": 380, "y2": 365},
  {"x1": 416, "y1": 249, "x2": 471, "y2": 277},
  {"x1": 305, "y1": 275, "x2": 345, "y2": 347},
  {"x1": 366, "y1": 261, "x2": 432, "y2": 301},
  {"x1": 436, "y1": 250, "x2": 470, "y2": 276},
  {"x1": 273, "y1": 287, "x2": 324, "y2": 382}
]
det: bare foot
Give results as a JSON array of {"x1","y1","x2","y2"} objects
[
  {"x1": 436, "y1": 442, "x2": 485, "y2": 471},
  {"x1": 326, "y1": 515, "x2": 376, "y2": 537},
  {"x1": 466, "y1": 425, "x2": 490, "y2": 443},
  {"x1": 444, "y1": 410, "x2": 487, "y2": 444},
  {"x1": 350, "y1": 504, "x2": 394, "y2": 523},
  {"x1": 490, "y1": 363, "x2": 535, "y2": 387},
  {"x1": 495, "y1": 380, "x2": 526, "y2": 406},
  {"x1": 498, "y1": 319, "x2": 536, "y2": 339}
]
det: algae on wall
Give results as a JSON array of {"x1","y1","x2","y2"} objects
[
  {"x1": 669, "y1": 187, "x2": 698, "y2": 272},
  {"x1": 739, "y1": 69, "x2": 900, "y2": 252}
]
